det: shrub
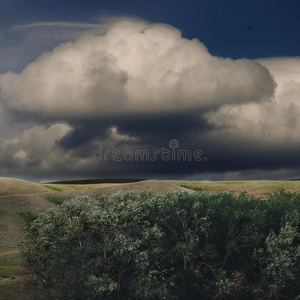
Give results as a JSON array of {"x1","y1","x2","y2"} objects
[{"x1": 22, "y1": 191, "x2": 300, "y2": 299}]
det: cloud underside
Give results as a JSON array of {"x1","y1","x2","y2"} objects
[{"x1": 0, "y1": 19, "x2": 299, "y2": 180}]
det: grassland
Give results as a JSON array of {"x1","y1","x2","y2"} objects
[
  {"x1": 0, "y1": 177, "x2": 299, "y2": 299},
  {"x1": 173, "y1": 180, "x2": 300, "y2": 198},
  {"x1": 0, "y1": 178, "x2": 50, "y2": 196}
]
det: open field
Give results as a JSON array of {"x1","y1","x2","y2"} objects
[
  {"x1": 172, "y1": 180, "x2": 300, "y2": 198},
  {"x1": 41, "y1": 180, "x2": 191, "y2": 205},
  {"x1": 0, "y1": 177, "x2": 299, "y2": 298},
  {"x1": 0, "y1": 178, "x2": 51, "y2": 196},
  {"x1": 43, "y1": 179, "x2": 300, "y2": 199},
  {"x1": 0, "y1": 194, "x2": 54, "y2": 248},
  {"x1": 42, "y1": 182, "x2": 125, "y2": 192}
]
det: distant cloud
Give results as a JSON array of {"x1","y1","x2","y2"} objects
[
  {"x1": 0, "y1": 20, "x2": 109, "y2": 73},
  {"x1": 13, "y1": 22, "x2": 106, "y2": 30},
  {"x1": 0, "y1": 124, "x2": 71, "y2": 176},
  {"x1": 204, "y1": 57, "x2": 300, "y2": 143}
]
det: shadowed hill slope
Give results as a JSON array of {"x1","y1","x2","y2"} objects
[
  {"x1": 46, "y1": 178, "x2": 146, "y2": 184},
  {"x1": 0, "y1": 194, "x2": 55, "y2": 248},
  {"x1": 42, "y1": 180, "x2": 192, "y2": 204},
  {"x1": 0, "y1": 178, "x2": 51, "y2": 196},
  {"x1": 173, "y1": 180, "x2": 300, "y2": 198}
]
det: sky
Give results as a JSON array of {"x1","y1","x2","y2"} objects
[{"x1": 0, "y1": 0, "x2": 299, "y2": 182}]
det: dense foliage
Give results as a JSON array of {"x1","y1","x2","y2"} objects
[{"x1": 22, "y1": 191, "x2": 300, "y2": 299}]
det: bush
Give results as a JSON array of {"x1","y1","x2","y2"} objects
[{"x1": 21, "y1": 191, "x2": 300, "y2": 299}]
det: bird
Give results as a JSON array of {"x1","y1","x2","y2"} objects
[{"x1": 248, "y1": 26, "x2": 254, "y2": 30}]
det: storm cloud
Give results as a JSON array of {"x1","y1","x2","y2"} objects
[{"x1": 0, "y1": 19, "x2": 299, "y2": 180}]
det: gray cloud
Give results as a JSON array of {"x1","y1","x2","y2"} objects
[
  {"x1": 0, "y1": 19, "x2": 299, "y2": 180},
  {"x1": 204, "y1": 57, "x2": 300, "y2": 143},
  {"x1": 0, "y1": 123, "x2": 72, "y2": 176}
]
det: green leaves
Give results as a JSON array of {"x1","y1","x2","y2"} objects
[
  {"x1": 254, "y1": 221, "x2": 300, "y2": 298},
  {"x1": 21, "y1": 190, "x2": 300, "y2": 299}
]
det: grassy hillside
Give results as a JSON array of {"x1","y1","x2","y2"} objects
[
  {"x1": 0, "y1": 192, "x2": 55, "y2": 297},
  {"x1": 42, "y1": 180, "x2": 191, "y2": 205},
  {"x1": 173, "y1": 180, "x2": 300, "y2": 198},
  {"x1": 0, "y1": 177, "x2": 299, "y2": 298},
  {"x1": 0, "y1": 194, "x2": 54, "y2": 248},
  {"x1": 42, "y1": 182, "x2": 123, "y2": 192},
  {"x1": 0, "y1": 178, "x2": 51, "y2": 196}
]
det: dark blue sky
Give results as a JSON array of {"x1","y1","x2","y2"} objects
[{"x1": 1, "y1": 0, "x2": 300, "y2": 59}]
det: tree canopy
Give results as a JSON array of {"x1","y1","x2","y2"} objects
[{"x1": 22, "y1": 190, "x2": 300, "y2": 299}]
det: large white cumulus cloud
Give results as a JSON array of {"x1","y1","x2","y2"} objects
[
  {"x1": 0, "y1": 123, "x2": 71, "y2": 174},
  {"x1": 0, "y1": 19, "x2": 275, "y2": 121},
  {"x1": 204, "y1": 57, "x2": 300, "y2": 143}
]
